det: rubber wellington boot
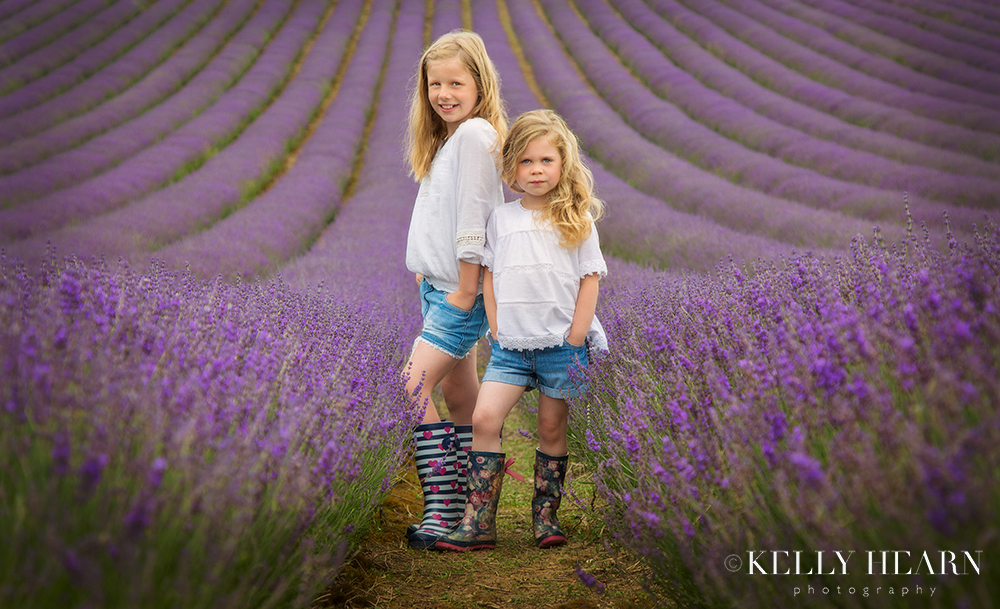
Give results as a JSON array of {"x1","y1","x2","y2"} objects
[
  {"x1": 407, "y1": 422, "x2": 462, "y2": 549},
  {"x1": 434, "y1": 451, "x2": 508, "y2": 551},
  {"x1": 406, "y1": 424, "x2": 472, "y2": 540},
  {"x1": 533, "y1": 449, "x2": 568, "y2": 548}
]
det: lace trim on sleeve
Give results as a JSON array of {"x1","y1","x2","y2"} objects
[
  {"x1": 580, "y1": 260, "x2": 608, "y2": 278},
  {"x1": 456, "y1": 231, "x2": 485, "y2": 248}
]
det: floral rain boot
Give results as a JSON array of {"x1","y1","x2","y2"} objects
[
  {"x1": 434, "y1": 450, "x2": 508, "y2": 551},
  {"x1": 533, "y1": 449, "x2": 568, "y2": 548},
  {"x1": 407, "y1": 421, "x2": 462, "y2": 549}
]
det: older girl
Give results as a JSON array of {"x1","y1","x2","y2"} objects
[{"x1": 402, "y1": 30, "x2": 507, "y2": 550}]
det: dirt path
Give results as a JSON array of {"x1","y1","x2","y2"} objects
[{"x1": 314, "y1": 398, "x2": 652, "y2": 609}]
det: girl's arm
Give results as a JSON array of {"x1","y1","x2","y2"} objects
[
  {"x1": 483, "y1": 268, "x2": 498, "y2": 339},
  {"x1": 445, "y1": 261, "x2": 481, "y2": 311},
  {"x1": 567, "y1": 273, "x2": 600, "y2": 346}
]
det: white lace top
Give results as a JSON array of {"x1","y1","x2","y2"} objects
[
  {"x1": 484, "y1": 200, "x2": 609, "y2": 352},
  {"x1": 405, "y1": 118, "x2": 504, "y2": 294}
]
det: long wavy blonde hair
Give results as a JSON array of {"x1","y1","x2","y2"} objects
[
  {"x1": 406, "y1": 30, "x2": 507, "y2": 181},
  {"x1": 502, "y1": 110, "x2": 604, "y2": 248}
]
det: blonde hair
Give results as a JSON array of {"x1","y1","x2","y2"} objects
[
  {"x1": 502, "y1": 109, "x2": 604, "y2": 249},
  {"x1": 406, "y1": 30, "x2": 507, "y2": 181}
]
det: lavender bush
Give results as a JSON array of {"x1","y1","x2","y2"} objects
[
  {"x1": 569, "y1": 218, "x2": 1000, "y2": 607},
  {"x1": 0, "y1": 249, "x2": 419, "y2": 608}
]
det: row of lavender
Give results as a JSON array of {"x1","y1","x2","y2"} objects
[
  {"x1": 0, "y1": 248, "x2": 418, "y2": 608},
  {"x1": 569, "y1": 219, "x2": 1000, "y2": 608},
  {"x1": 0, "y1": 1, "x2": 425, "y2": 607}
]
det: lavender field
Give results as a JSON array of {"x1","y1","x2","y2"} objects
[{"x1": 1, "y1": 0, "x2": 998, "y2": 607}]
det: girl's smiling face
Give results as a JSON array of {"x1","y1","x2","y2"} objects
[
  {"x1": 426, "y1": 57, "x2": 478, "y2": 137},
  {"x1": 515, "y1": 136, "x2": 562, "y2": 210}
]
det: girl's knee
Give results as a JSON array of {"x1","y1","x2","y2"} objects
[
  {"x1": 536, "y1": 415, "x2": 567, "y2": 442},
  {"x1": 472, "y1": 410, "x2": 503, "y2": 437}
]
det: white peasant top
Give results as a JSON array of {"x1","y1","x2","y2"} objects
[
  {"x1": 483, "y1": 200, "x2": 609, "y2": 352},
  {"x1": 405, "y1": 117, "x2": 504, "y2": 294}
]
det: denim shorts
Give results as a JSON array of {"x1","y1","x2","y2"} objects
[
  {"x1": 417, "y1": 279, "x2": 488, "y2": 359},
  {"x1": 483, "y1": 337, "x2": 589, "y2": 399}
]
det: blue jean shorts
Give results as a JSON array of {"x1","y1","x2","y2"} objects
[
  {"x1": 417, "y1": 279, "x2": 488, "y2": 359},
  {"x1": 483, "y1": 337, "x2": 589, "y2": 399}
]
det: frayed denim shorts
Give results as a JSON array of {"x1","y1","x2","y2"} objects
[
  {"x1": 417, "y1": 279, "x2": 488, "y2": 359},
  {"x1": 483, "y1": 337, "x2": 589, "y2": 399}
]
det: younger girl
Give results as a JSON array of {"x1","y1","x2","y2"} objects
[
  {"x1": 435, "y1": 109, "x2": 607, "y2": 552},
  {"x1": 401, "y1": 31, "x2": 507, "y2": 550}
]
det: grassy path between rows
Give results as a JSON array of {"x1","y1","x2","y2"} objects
[{"x1": 315, "y1": 348, "x2": 654, "y2": 609}]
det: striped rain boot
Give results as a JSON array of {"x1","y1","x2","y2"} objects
[
  {"x1": 453, "y1": 423, "x2": 472, "y2": 495},
  {"x1": 434, "y1": 451, "x2": 509, "y2": 551},
  {"x1": 533, "y1": 449, "x2": 568, "y2": 548},
  {"x1": 408, "y1": 422, "x2": 462, "y2": 549},
  {"x1": 406, "y1": 424, "x2": 472, "y2": 540}
]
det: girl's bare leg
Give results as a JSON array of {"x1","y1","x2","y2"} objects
[
  {"x1": 471, "y1": 381, "x2": 525, "y2": 452},
  {"x1": 439, "y1": 344, "x2": 479, "y2": 425},
  {"x1": 536, "y1": 393, "x2": 569, "y2": 456},
  {"x1": 404, "y1": 341, "x2": 466, "y2": 424}
]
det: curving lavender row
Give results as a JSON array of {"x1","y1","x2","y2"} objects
[
  {"x1": 156, "y1": 0, "x2": 394, "y2": 281},
  {"x1": 506, "y1": 0, "x2": 902, "y2": 251},
  {"x1": 641, "y1": 0, "x2": 1000, "y2": 161},
  {"x1": 753, "y1": 0, "x2": 1000, "y2": 96},
  {"x1": 0, "y1": 0, "x2": 101, "y2": 58},
  {"x1": 574, "y1": 0, "x2": 1000, "y2": 196},
  {"x1": 0, "y1": 0, "x2": 37, "y2": 24},
  {"x1": 609, "y1": 0, "x2": 1000, "y2": 181},
  {"x1": 798, "y1": 0, "x2": 1000, "y2": 71},
  {"x1": 572, "y1": 221, "x2": 1000, "y2": 608},
  {"x1": 0, "y1": 0, "x2": 149, "y2": 92},
  {"x1": 0, "y1": 0, "x2": 229, "y2": 142},
  {"x1": 926, "y1": 0, "x2": 1000, "y2": 24},
  {"x1": 0, "y1": 0, "x2": 83, "y2": 42},
  {"x1": 542, "y1": 0, "x2": 998, "y2": 234},
  {"x1": 0, "y1": 0, "x2": 293, "y2": 202},
  {"x1": 430, "y1": 0, "x2": 463, "y2": 38},
  {"x1": 279, "y1": 0, "x2": 422, "y2": 323},
  {"x1": 2, "y1": 0, "x2": 357, "y2": 265},
  {"x1": 716, "y1": 0, "x2": 1000, "y2": 102},
  {"x1": 0, "y1": 0, "x2": 337, "y2": 243},
  {"x1": 673, "y1": 0, "x2": 1000, "y2": 134},
  {"x1": 468, "y1": 0, "x2": 800, "y2": 271},
  {"x1": 0, "y1": 248, "x2": 419, "y2": 608},
  {"x1": 874, "y1": 0, "x2": 1000, "y2": 37},
  {"x1": 0, "y1": 0, "x2": 192, "y2": 116}
]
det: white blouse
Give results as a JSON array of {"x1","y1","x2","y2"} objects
[
  {"x1": 405, "y1": 117, "x2": 504, "y2": 294},
  {"x1": 484, "y1": 200, "x2": 609, "y2": 352}
]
